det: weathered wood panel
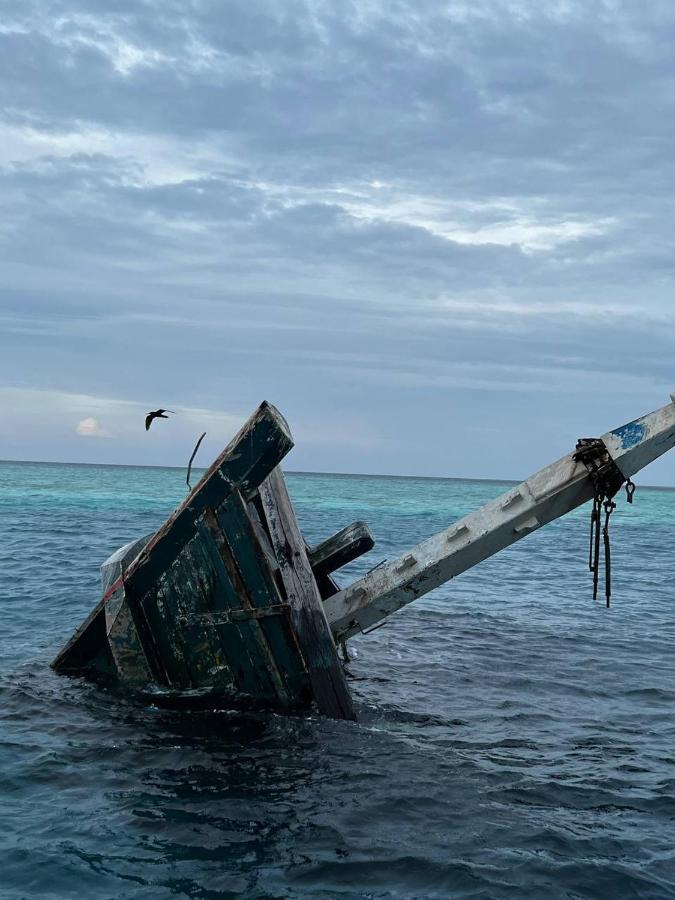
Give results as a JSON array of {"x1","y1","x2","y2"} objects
[
  {"x1": 194, "y1": 512, "x2": 276, "y2": 699},
  {"x1": 104, "y1": 586, "x2": 153, "y2": 686},
  {"x1": 128, "y1": 496, "x2": 297, "y2": 706},
  {"x1": 211, "y1": 494, "x2": 294, "y2": 706},
  {"x1": 53, "y1": 404, "x2": 337, "y2": 715},
  {"x1": 258, "y1": 468, "x2": 356, "y2": 721},
  {"x1": 308, "y1": 521, "x2": 374, "y2": 577},
  {"x1": 106, "y1": 402, "x2": 306, "y2": 710},
  {"x1": 127, "y1": 402, "x2": 293, "y2": 598}
]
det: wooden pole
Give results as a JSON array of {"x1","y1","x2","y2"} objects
[{"x1": 324, "y1": 398, "x2": 675, "y2": 642}]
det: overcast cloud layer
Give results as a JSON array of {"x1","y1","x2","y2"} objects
[{"x1": 1, "y1": 0, "x2": 675, "y2": 482}]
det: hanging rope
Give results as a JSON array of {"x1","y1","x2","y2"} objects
[
  {"x1": 186, "y1": 432, "x2": 207, "y2": 491},
  {"x1": 573, "y1": 438, "x2": 637, "y2": 607}
]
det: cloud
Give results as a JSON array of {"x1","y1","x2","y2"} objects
[
  {"x1": 75, "y1": 416, "x2": 110, "y2": 437},
  {"x1": 1, "y1": 1, "x2": 675, "y2": 481},
  {"x1": 0, "y1": 386, "x2": 382, "y2": 470}
]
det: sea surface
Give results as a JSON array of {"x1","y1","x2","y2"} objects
[{"x1": 1, "y1": 460, "x2": 675, "y2": 899}]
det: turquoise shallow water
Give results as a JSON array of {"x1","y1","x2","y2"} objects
[{"x1": 1, "y1": 460, "x2": 675, "y2": 899}]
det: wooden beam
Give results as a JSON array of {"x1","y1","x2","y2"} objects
[
  {"x1": 324, "y1": 398, "x2": 675, "y2": 642},
  {"x1": 258, "y1": 468, "x2": 356, "y2": 721},
  {"x1": 308, "y1": 521, "x2": 374, "y2": 577}
]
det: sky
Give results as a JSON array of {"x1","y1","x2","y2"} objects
[{"x1": 1, "y1": 0, "x2": 675, "y2": 483}]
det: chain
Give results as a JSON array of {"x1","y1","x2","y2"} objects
[{"x1": 574, "y1": 438, "x2": 636, "y2": 607}]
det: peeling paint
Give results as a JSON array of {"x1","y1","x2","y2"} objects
[{"x1": 611, "y1": 420, "x2": 647, "y2": 450}]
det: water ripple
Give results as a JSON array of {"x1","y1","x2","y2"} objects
[{"x1": 1, "y1": 463, "x2": 675, "y2": 898}]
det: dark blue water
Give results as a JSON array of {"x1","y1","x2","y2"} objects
[{"x1": 1, "y1": 461, "x2": 675, "y2": 899}]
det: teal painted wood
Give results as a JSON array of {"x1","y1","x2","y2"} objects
[
  {"x1": 135, "y1": 581, "x2": 193, "y2": 686},
  {"x1": 226, "y1": 499, "x2": 310, "y2": 702},
  {"x1": 195, "y1": 511, "x2": 281, "y2": 701},
  {"x1": 53, "y1": 402, "x2": 354, "y2": 717},
  {"x1": 161, "y1": 551, "x2": 232, "y2": 689},
  {"x1": 104, "y1": 585, "x2": 152, "y2": 687},
  {"x1": 212, "y1": 491, "x2": 282, "y2": 610},
  {"x1": 187, "y1": 526, "x2": 265, "y2": 698},
  {"x1": 119, "y1": 489, "x2": 312, "y2": 708},
  {"x1": 127, "y1": 402, "x2": 293, "y2": 598},
  {"x1": 257, "y1": 616, "x2": 310, "y2": 706},
  {"x1": 201, "y1": 502, "x2": 291, "y2": 704},
  {"x1": 128, "y1": 501, "x2": 291, "y2": 704}
]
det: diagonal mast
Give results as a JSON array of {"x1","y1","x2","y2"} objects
[{"x1": 324, "y1": 398, "x2": 675, "y2": 642}]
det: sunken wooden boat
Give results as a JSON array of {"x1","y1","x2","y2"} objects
[{"x1": 53, "y1": 396, "x2": 675, "y2": 720}]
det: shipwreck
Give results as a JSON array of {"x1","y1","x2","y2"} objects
[{"x1": 53, "y1": 397, "x2": 675, "y2": 721}]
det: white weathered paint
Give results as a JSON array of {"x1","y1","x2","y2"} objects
[{"x1": 325, "y1": 398, "x2": 675, "y2": 641}]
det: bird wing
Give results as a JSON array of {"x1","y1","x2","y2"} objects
[{"x1": 145, "y1": 413, "x2": 153, "y2": 431}]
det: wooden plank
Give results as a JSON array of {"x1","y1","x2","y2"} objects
[
  {"x1": 195, "y1": 510, "x2": 282, "y2": 702},
  {"x1": 213, "y1": 491, "x2": 284, "y2": 610},
  {"x1": 308, "y1": 521, "x2": 374, "y2": 577},
  {"x1": 116, "y1": 578, "x2": 172, "y2": 686},
  {"x1": 104, "y1": 585, "x2": 153, "y2": 686},
  {"x1": 162, "y1": 548, "x2": 234, "y2": 690},
  {"x1": 602, "y1": 401, "x2": 675, "y2": 478},
  {"x1": 202, "y1": 501, "x2": 293, "y2": 707},
  {"x1": 191, "y1": 509, "x2": 275, "y2": 697},
  {"x1": 136, "y1": 581, "x2": 194, "y2": 687},
  {"x1": 255, "y1": 614, "x2": 310, "y2": 707},
  {"x1": 247, "y1": 495, "x2": 280, "y2": 573},
  {"x1": 213, "y1": 492, "x2": 314, "y2": 702},
  {"x1": 258, "y1": 468, "x2": 356, "y2": 721}
]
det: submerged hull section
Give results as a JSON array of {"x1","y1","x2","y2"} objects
[{"x1": 52, "y1": 403, "x2": 374, "y2": 720}]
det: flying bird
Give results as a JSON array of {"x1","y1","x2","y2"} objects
[{"x1": 145, "y1": 409, "x2": 175, "y2": 431}]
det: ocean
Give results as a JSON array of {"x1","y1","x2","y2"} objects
[{"x1": 1, "y1": 460, "x2": 674, "y2": 899}]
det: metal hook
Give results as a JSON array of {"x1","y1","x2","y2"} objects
[{"x1": 625, "y1": 479, "x2": 636, "y2": 504}]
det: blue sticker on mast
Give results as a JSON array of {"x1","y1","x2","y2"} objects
[{"x1": 611, "y1": 420, "x2": 646, "y2": 449}]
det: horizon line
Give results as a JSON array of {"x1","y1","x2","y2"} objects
[{"x1": 1, "y1": 456, "x2": 674, "y2": 491}]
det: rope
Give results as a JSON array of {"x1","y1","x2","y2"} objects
[
  {"x1": 574, "y1": 438, "x2": 637, "y2": 607},
  {"x1": 186, "y1": 432, "x2": 207, "y2": 491}
]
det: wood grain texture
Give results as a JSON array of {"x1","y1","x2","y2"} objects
[
  {"x1": 258, "y1": 468, "x2": 356, "y2": 721},
  {"x1": 126, "y1": 402, "x2": 293, "y2": 597},
  {"x1": 324, "y1": 399, "x2": 675, "y2": 642},
  {"x1": 308, "y1": 521, "x2": 374, "y2": 577}
]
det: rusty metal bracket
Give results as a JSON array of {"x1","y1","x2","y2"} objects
[
  {"x1": 573, "y1": 437, "x2": 635, "y2": 607},
  {"x1": 574, "y1": 437, "x2": 626, "y2": 500}
]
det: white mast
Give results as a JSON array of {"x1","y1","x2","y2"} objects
[{"x1": 325, "y1": 398, "x2": 675, "y2": 641}]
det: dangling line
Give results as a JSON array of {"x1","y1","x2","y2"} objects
[{"x1": 574, "y1": 437, "x2": 637, "y2": 608}]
